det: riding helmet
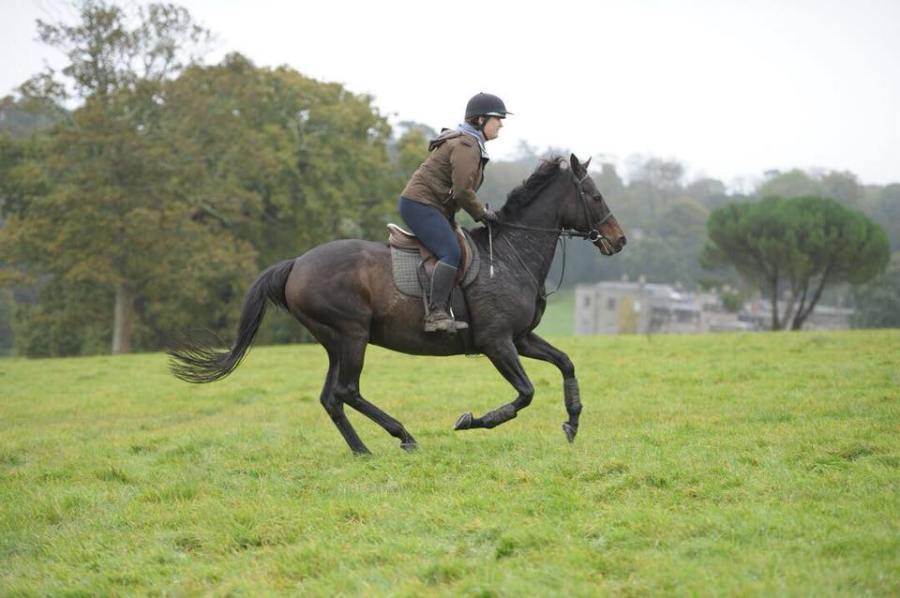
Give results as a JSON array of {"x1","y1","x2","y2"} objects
[{"x1": 465, "y1": 93, "x2": 512, "y2": 119}]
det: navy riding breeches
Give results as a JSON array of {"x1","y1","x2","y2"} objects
[{"x1": 398, "y1": 197, "x2": 461, "y2": 267}]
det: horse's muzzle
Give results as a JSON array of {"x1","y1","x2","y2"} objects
[{"x1": 596, "y1": 235, "x2": 626, "y2": 255}]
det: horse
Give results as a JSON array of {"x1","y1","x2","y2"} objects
[{"x1": 169, "y1": 153, "x2": 627, "y2": 454}]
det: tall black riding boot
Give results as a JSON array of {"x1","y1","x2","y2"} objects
[{"x1": 424, "y1": 262, "x2": 468, "y2": 333}]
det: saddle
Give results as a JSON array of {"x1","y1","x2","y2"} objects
[
  {"x1": 387, "y1": 223, "x2": 479, "y2": 297},
  {"x1": 386, "y1": 223, "x2": 481, "y2": 355}
]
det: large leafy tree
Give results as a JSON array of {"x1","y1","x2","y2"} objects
[
  {"x1": 703, "y1": 196, "x2": 890, "y2": 330},
  {"x1": 0, "y1": 89, "x2": 257, "y2": 355},
  {"x1": 158, "y1": 54, "x2": 397, "y2": 344},
  {"x1": 1, "y1": 3, "x2": 401, "y2": 356},
  {"x1": 0, "y1": 1, "x2": 253, "y2": 355},
  {"x1": 164, "y1": 54, "x2": 395, "y2": 266}
]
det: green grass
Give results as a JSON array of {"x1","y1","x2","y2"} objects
[{"x1": 1, "y1": 330, "x2": 898, "y2": 595}]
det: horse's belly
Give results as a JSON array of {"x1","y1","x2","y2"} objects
[{"x1": 369, "y1": 293, "x2": 465, "y2": 357}]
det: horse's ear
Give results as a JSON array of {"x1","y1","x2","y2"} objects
[
  {"x1": 570, "y1": 153, "x2": 582, "y2": 174},
  {"x1": 583, "y1": 157, "x2": 592, "y2": 170}
]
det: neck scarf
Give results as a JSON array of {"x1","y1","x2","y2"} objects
[{"x1": 457, "y1": 122, "x2": 489, "y2": 160}]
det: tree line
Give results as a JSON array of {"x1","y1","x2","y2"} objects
[{"x1": 0, "y1": 1, "x2": 896, "y2": 357}]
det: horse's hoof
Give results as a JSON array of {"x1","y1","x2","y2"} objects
[
  {"x1": 561, "y1": 422, "x2": 577, "y2": 443},
  {"x1": 454, "y1": 412, "x2": 473, "y2": 430},
  {"x1": 401, "y1": 441, "x2": 418, "y2": 452}
]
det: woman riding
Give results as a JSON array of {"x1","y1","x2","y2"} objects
[{"x1": 399, "y1": 92, "x2": 511, "y2": 333}]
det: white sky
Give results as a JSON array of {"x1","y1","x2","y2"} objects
[{"x1": 2, "y1": 0, "x2": 899, "y2": 187}]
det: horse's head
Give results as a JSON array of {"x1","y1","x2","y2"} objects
[{"x1": 560, "y1": 154, "x2": 627, "y2": 256}]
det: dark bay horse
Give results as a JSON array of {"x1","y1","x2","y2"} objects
[{"x1": 170, "y1": 154, "x2": 626, "y2": 454}]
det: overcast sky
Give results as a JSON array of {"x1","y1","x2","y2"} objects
[{"x1": 2, "y1": 0, "x2": 899, "y2": 187}]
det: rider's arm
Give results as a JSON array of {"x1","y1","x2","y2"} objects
[{"x1": 449, "y1": 139, "x2": 486, "y2": 221}]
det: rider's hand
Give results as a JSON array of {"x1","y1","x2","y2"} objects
[{"x1": 480, "y1": 208, "x2": 499, "y2": 223}]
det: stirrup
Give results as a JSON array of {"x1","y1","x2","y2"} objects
[
  {"x1": 424, "y1": 319, "x2": 468, "y2": 333},
  {"x1": 424, "y1": 308, "x2": 468, "y2": 333}
]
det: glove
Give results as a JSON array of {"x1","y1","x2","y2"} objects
[{"x1": 480, "y1": 208, "x2": 499, "y2": 223}]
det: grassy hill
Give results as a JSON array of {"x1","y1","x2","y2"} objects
[{"x1": 1, "y1": 331, "x2": 898, "y2": 595}]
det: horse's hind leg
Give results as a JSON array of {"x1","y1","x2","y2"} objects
[
  {"x1": 319, "y1": 347, "x2": 371, "y2": 455},
  {"x1": 454, "y1": 339, "x2": 534, "y2": 431},
  {"x1": 333, "y1": 336, "x2": 418, "y2": 451},
  {"x1": 344, "y1": 394, "x2": 418, "y2": 452}
]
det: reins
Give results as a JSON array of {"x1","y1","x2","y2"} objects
[
  {"x1": 485, "y1": 168, "x2": 612, "y2": 298},
  {"x1": 488, "y1": 228, "x2": 568, "y2": 298}
]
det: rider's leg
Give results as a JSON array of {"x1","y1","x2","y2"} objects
[
  {"x1": 398, "y1": 198, "x2": 465, "y2": 332},
  {"x1": 426, "y1": 261, "x2": 466, "y2": 332}
]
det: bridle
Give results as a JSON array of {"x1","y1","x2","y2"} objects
[
  {"x1": 485, "y1": 165, "x2": 615, "y2": 296},
  {"x1": 491, "y1": 168, "x2": 613, "y2": 243}
]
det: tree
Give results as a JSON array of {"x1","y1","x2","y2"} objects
[
  {"x1": 595, "y1": 162, "x2": 625, "y2": 199},
  {"x1": 869, "y1": 184, "x2": 900, "y2": 251},
  {"x1": 157, "y1": 54, "x2": 397, "y2": 344},
  {"x1": 0, "y1": 95, "x2": 66, "y2": 139},
  {"x1": 0, "y1": 1, "x2": 251, "y2": 355},
  {"x1": 630, "y1": 157, "x2": 685, "y2": 191},
  {"x1": 820, "y1": 170, "x2": 864, "y2": 210},
  {"x1": 0, "y1": 288, "x2": 12, "y2": 355},
  {"x1": 686, "y1": 177, "x2": 733, "y2": 212},
  {"x1": 757, "y1": 169, "x2": 823, "y2": 199},
  {"x1": 164, "y1": 54, "x2": 396, "y2": 264},
  {"x1": 0, "y1": 95, "x2": 258, "y2": 355},
  {"x1": 852, "y1": 253, "x2": 900, "y2": 329},
  {"x1": 622, "y1": 156, "x2": 686, "y2": 235},
  {"x1": 703, "y1": 196, "x2": 890, "y2": 330},
  {"x1": 660, "y1": 196, "x2": 709, "y2": 241},
  {"x1": 2, "y1": 14, "x2": 400, "y2": 357},
  {"x1": 392, "y1": 125, "x2": 430, "y2": 183}
]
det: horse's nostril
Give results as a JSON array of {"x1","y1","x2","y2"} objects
[{"x1": 620, "y1": 236, "x2": 627, "y2": 247}]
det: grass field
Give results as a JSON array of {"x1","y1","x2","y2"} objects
[
  {"x1": 1, "y1": 330, "x2": 898, "y2": 595},
  {"x1": 534, "y1": 288, "x2": 575, "y2": 337}
]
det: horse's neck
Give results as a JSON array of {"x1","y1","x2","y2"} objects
[
  {"x1": 496, "y1": 180, "x2": 565, "y2": 291},
  {"x1": 499, "y1": 228, "x2": 560, "y2": 292}
]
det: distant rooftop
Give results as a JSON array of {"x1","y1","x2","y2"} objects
[{"x1": 577, "y1": 281, "x2": 688, "y2": 302}]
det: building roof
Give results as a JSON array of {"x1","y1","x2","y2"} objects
[{"x1": 577, "y1": 281, "x2": 686, "y2": 301}]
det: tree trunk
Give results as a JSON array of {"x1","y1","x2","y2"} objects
[
  {"x1": 787, "y1": 284, "x2": 808, "y2": 330},
  {"x1": 112, "y1": 282, "x2": 135, "y2": 354},
  {"x1": 781, "y1": 289, "x2": 798, "y2": 330},
  {"x1": 769, "y1": 277, "x2": 782, "y2": 330},
  {"x1": 792, "y1": 271, "x2": 830, "y2": 330}
]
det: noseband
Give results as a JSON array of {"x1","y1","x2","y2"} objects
[{"x1": 572, "y1": 171, "x2": 613, "y2": 243}]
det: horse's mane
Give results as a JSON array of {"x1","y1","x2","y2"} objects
[{"x1": 498, "y1": 156, "x2": 564, "y2": 219}]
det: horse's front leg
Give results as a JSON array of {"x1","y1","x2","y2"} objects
[
  {"x1": 454, "y1": 339, "x2": 534, "y2": 431},
  {"x1": 514, "y1": 332, "x2": 582, "y2": 443}
]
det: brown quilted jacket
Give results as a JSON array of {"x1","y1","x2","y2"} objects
[{"x1": 401, "y1": 131, "x2": 487, "y2": 221}]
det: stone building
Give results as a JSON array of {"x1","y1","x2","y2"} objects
[
  {"x1": 575, "y1": 279, "x2": 704, "y2": 335},
  {"x1": 574, "y1": 279, "x2": 851, "y2": 335}
]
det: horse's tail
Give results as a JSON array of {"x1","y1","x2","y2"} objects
[{"x1": 168, "y1": 259, "x2": 295, "y2": 383}]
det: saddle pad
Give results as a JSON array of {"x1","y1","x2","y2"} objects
[{"x1": 391, "y1": 232, "x2": 481, "y2": 297}]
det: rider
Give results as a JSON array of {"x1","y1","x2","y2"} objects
[{"x1": 399, "y1": 92, "x2": 510, "y2": 333}]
